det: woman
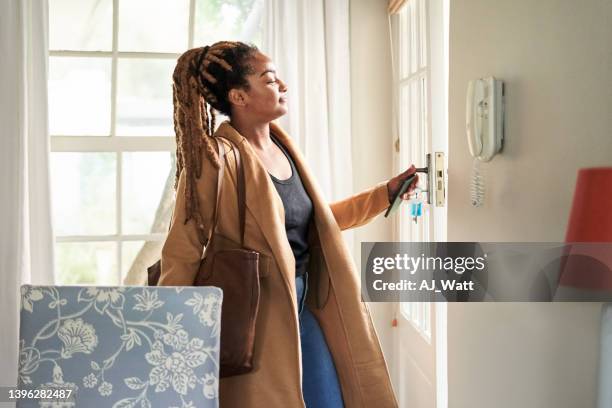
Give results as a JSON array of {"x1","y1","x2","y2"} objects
[{"x1": 159, "y1": 41, "x2": 418, "y2": 408}]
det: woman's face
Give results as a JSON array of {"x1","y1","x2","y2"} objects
[{"x1": 230, "y1": 51, "x2": 288, "y2": 121}]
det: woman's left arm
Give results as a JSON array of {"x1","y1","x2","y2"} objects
[{"x1": 329, "y1": 165, "x2": 418, "y2": 231}]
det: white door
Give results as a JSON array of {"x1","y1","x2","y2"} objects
[{"x1": 388, "y1": 0, "x2": 448, "y2": 407}]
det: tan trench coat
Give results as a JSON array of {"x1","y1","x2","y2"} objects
[{"x1": 159, "y1": 121, "x2": 398, "y2": 407}]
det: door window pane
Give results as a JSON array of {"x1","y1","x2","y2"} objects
[
  {"x1": 116, "y1": 58, "x2": 175, "y2": 136},
  {"x1": 51, "y1": 153, "x2": 117, "y2": 236},
  {"x1": 122, "y1": 152, "x2": 174, "y2": 234},
  {"x1": 55, "y1": 241, "x2": 117, "y2": 285},
  {"x1": 119, "y1": 0, "x2": 189, "y2": 52},
  {"x1": 418, "y1": 0, "x2": 428, "y2": 68},
  {"x1": 49, "y1": 57, "x2": 112, "y2": 136},
  {"x1": 410, "y1": 2, "x2": 418, "y2": 75},
  {"x1": 49, "y1": 0, "x2": 113, "y2": 51},
  {"x1": 399, "y1": 6, "x2": 410, "y2": 79}
]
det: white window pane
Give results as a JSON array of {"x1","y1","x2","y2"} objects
[
  {"x1": 116, "y1": 59, "x2": 175, "y2": 136},
  {"x1": 122, "y1": 241, "x2": 163, "y2": 281},
  {"x1": 410, "y1": 79, "x2": 419, "y2": 162},
  {"x1": 119, "y1": 0, "x2": 189, "y2": 52},
  {"x1": 419, "y1": 0, "x2": 428, "y2": 68},
  {"x1": 399, "y1": 83, "x2": 410, "y2": 166},
  {"x1": 122, "y1": 152, "x2": 174, "y2": 234},
  {"x1": 49, "y1": 57, "x2": 112, "y2": 136},
  {"x1": 399, "y1": 6, "x2": 410, "y2": 79},
  {"x1": 194, "y1": 0, "x2": 262, "y2": 47},
  {"x1": 51, "y1": 153, "x2": 116, "y2": 236},
  {"x1": 49, "y1": 0, "x2": 113, "y2": 51},
  {"x1": 410, "y1": 2, "x2": 418, "y2": 75},
  {"x1": 56, "y1": 241, "x2": 117, "y2": 285},
  {"x1": 122, "y1": 241, "x2": 144, "y2": 279}
]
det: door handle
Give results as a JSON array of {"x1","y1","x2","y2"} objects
[{"x1": 413, "y1": 153, "x2": 446, "y2": 207}]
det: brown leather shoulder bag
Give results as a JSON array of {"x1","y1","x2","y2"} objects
[{"x1": 148, "y1": 136, "x2": 262, "y2": 378}]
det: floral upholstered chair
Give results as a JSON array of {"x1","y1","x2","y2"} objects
[{"x1": 17, "y1": 285, "x2": 222, "y2": 408}]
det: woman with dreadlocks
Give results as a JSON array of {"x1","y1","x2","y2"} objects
[{"x1": 159, "y1": 41, "x2": 417, "y2": 408}]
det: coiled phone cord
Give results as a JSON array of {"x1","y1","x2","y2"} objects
[{"x1": 471, "y1": 158, "x2": 484, "y2": 207}]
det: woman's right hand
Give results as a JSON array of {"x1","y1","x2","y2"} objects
[{"x1": 386, "y1": 165, "x2": 419, "y2": 204}]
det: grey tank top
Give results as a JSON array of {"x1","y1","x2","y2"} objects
[{"x1": 268, "y1": 133, "x2": 314, "y2": 277}]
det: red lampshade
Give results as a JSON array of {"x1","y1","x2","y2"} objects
[
  {"x1": 565, "y1": 167, "x2": 612, "y2": 242},
  {"x1": 559, "y1": 167, "x2": 612, "y2": 291}
]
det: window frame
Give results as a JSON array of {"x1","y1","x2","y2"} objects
[{"x1": 49, "y1": 0, "x2": 200, "y2": 283}]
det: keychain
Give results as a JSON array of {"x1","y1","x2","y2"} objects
[{"x1": 409, "y1": 189, "x2": 423, "y2": 224}]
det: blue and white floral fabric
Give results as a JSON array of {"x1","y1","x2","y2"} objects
[{"x1": 17, "y1": 285, "x2": 222, "y2": 408}]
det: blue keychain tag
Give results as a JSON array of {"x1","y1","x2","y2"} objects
[{"x1": 410, "y1": 202, "x2": 419, "y2": 217}]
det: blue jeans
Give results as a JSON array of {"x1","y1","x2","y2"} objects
[{"x1": 295, "y1": 272, "x2": 345, "y2": 408}]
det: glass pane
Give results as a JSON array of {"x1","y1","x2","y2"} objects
[
  {"x1": 399, "y1": 6, "x2": 410, "y2": 79},
  {"x1": 410, "y1": 79, "x2": 420, "y2": 161},
  {"x1": 49, "y1": 57, "x2": 112, "y2": 136},
  {"x1": 55, "y1": 241, "x2": 117, "y2": 285},
  {"x1": 122, "y1": 152, "x2": 174, "y2": 234},
  {"x1": 119, "y1": 0, "x2": 189, "y2": 52},
  {"x1": 51, "y1": 153, "x2": 116, "y2": 236},
  {"x1": 116, "y1": 59, "x2": 175, "y2": 136},
  {"x1": 420, "y1": 76, "x2": 428, "y2": 140},
  {"x1": 122, "y1": 241, "x2": 164, "y2": 282},
  {"x1": 399, "y1": 83, "x2": 410, "y2": 165},
  {"x1": 194, "y1": 0, "x2": 262, "y2": 47},
  {"x1": 418, "y1": 0, "x2": 428, "y2": 68},
  {"x1": 410, "y1": 2, "x2": 418, "y2": 75},
  {"x1": 49, "y1": 0, "x2": 113, "y2": 51}
]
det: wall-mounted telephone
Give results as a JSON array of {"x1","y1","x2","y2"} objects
[{"x1": 466, "y1": 77, "x2": 504, "y2": 206}]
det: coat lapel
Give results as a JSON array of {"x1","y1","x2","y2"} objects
[{"x1": 268, "y1": 122, "x2": 338, "y2": 244}]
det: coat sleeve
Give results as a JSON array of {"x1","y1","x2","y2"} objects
[
  {"x1": 158, "y1": 159, "x2": 218, "y2": 286},
  {"x1": 329, "y1": 180, "x2": 391, "y2": 231}
]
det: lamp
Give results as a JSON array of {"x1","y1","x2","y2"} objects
[
  {"x1": 558, "y1": 167, "x2": 612, "y2": 294},
  {"x1": 560, "y1": 168, "x2": 612, "y2": 408}
]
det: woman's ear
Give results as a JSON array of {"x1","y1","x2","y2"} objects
[{"x1": 228, "y1": 88, "x2": 248, "y2": 108}]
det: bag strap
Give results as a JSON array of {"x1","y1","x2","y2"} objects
[
  {"x1": 210, "y1": 138, "x2": 227, "y2": 241},
  {"x1": 234, "y1": 138, "x2": 246, "y2": 246},
  {"x1": 202, "y1": 137, "x2": 246, "y2": 258}
]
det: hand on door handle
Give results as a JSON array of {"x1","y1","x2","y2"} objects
[{"x1": 386, "y1": 165, "x2": 419, "y2": 204}]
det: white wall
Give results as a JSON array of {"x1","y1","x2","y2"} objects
[
  {"x1": 448, "y1": 1, "x2": 612, "y2": 407},
  {"x1": 349, "y1": 0, "x2": 396, "y2": 369}
]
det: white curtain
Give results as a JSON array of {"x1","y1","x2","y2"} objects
[
  {"x1": 261, "y1": 0, "x2": 354, "y2": 244},
  {"x1": 0, "y1": 0, "x2": 54, "y2": 397}
]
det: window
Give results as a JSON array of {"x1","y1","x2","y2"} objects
[
  {"x1": 49, "y1": 0, "x2": 263, "y2": 284},
  {"x1": 395, "y1": 0, "x2": 432, "y2": 341}
]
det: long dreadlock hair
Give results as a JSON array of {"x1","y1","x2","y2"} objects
[{"x1": 172, "y1": 41, "x2": 259, "y2": 243}]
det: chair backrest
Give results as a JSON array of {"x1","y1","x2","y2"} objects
[{"x1": 17, "y1": 285, "x2": 222, "y2": 408}]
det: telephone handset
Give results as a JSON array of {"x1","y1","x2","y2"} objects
[
  {"x1": 466, "y1": 77, "x2": 504, "y2": 206},
  {"x1": 466, "y1": 77, "x2": 504, "y2": 162},
  {"x1": 466, "y1": 80, "x2": 484, "y2": 159}
]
